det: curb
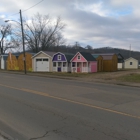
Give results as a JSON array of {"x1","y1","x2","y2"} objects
[{"x1": 1, "y1": 70, "x2": 140, "y2": 88}]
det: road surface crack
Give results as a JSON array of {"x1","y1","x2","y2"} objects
[{"x1": 29, "y1": 131, "x2": 49, "y2": 140}]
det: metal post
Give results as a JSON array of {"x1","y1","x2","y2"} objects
[
  {"x1": 19, "y1": 9, "x2": 26, "y2": 74},
  {"x1": 0, "y1": 41, "x2": 1, "y2": 55}
]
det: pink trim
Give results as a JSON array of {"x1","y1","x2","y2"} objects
[{"x1": 71, "y1": 52, "x2": 87, "y2": 62}]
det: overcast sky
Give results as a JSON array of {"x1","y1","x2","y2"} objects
[{"x1": 0, "y1": 0, "x2": 140, "y2": 51}]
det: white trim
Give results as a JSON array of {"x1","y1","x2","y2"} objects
[
  {"x1": 77, "y1": 55, "x2": 81, "y2": 60},
  {"x1": 34, "y1": 57, "x2": 50, "y2": 71},
  {"x1": 58, "y1": 55, "x2": 61, "y2": 60},
  {"x1": 124, "y1": 57, "x2": 138, "y2": 62},
  {"x1": 70, "y1": 52, "x2": 80, "y2": 62},
  {"x1": 32, "y1": 51, "x2": 52, "y2": 59},
  {"x1": 70, "y1": 52, "x2": 88, "y2": 62},
  {"x1": 52, "y1": 52, "x2": 67, "y2": 62}
]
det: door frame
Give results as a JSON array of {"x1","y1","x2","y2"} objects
[{"x1": 35, "y1": 57, "x2": 50, "y2": 71}]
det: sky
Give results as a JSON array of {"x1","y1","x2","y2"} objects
[{"x1": 0, "y1": 0, "x2": 140, "y2": 51}]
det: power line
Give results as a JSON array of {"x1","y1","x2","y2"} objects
[
  {"x1": 0, "y1": 0, "x2": 44, "y2": 20},
  {"x1": 23, "y1": 0, "x2": 44, "y2": 12}
]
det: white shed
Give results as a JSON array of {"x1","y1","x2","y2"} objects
[
  {"x1": 32, "y1": 51, "x2": 56, "y2": 72},
  {"x1": 0, "y1": 54, "x2": 8, "y2": 70},
  {"x1": 123, "y1": 57, "x2": 138, "y2": 69}
]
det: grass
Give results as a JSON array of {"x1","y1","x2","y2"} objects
[
  {"x1": 32, "y1": 72, "x2": 93, "y2": 77},
  {"x1": 117, "y1": 73, "x2": 140, "y2": 83}
]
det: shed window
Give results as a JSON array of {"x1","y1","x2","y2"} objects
[
  {"x1": 53, "y1": 62, "x2": 56, "y2": 67},
  {"x1": 72, "y1": 62, "x2": 75, "y2": 67},
  {"x1": 130, "y1": 62, "x2": 133, "y2": 65},
  {"x1": 78, "y1": 55, "x2": 80, "y2": 60},
  {"x1": 36, "y1": 59, "x2": 42, "y2": 61},
  {"x1": 58, "y1": 62, "x2": 61, "y2": 67},
  {"x1": 43, "y1": 59, "x2": 48, "y2": 61},
  {"x1": 63, "y1": 62, "x2": 66, "y2": 67},
  {"x1": 58, "y1": 55, "x2": 61, "y2": 60}
]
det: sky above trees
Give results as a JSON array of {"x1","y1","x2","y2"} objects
[{"x1": 0, "y1": 0, "x2": 140, "y2": 51}]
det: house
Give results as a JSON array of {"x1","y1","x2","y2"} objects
[
  {"x1": 117, "y1": 53, "x2": 124, "y2": 69},
  {"x1": 32, "y1": 51, "x2": 56, "y2": 72},
  {"x1": 0, "y1": 54, "x2": 8, "y2": 70},
  {"x1": 123, "y1": 57, "x2": 138, "y2": 69},
  {"x1": 70, "y1": 52, "x2": 97, "y2": 73},
  {"x1": 95, "y1": 53, "x2": 118, "y2": 72},
  {"x1": 52, "y1": 52, "x2": 74, "y2": 72},
  {"x1": 92, "y1": 54, "x2": 103, "y2": 72},
  {"x1": 18, "y1": 52, "x2": 35, "y2": 71}
]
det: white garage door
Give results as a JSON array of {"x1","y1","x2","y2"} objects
[{"x1": 36, "y1": 58, "x2": 49, "y2": 71}]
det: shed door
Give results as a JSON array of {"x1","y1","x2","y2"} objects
[{"x1": 36, "y1": 58, "x2": 49, "y2": 71}]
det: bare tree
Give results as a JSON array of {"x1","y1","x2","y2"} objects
[
  {"x1": 0, "y1": 24, "x2": 11, "y2": 54},
  {"x1": 0, "y1": 24, "x2": 21, "y2": 54},
  {"x1": 23, "y1": 13, "x2": 66, "y2": 53}
]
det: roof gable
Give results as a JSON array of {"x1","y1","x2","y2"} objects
[
  {"x1": 70, "y1": 52, "x2": 87, "y2": 62},
  {"x1": 52, "y1": 52, "x2": 67, "y2": 61},
  {"x1": 70, "y1": 52, "x2": 96, "y2": 62},
  {"x1": 32, "y1": 51, "x2": 56, "y2": 58},
  {"x1": 124, "y1": 57, "x2": 138, "y2": 62}
]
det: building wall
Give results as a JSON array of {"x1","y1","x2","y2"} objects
[
  {"x1": 103, "y1": 54, "x2": 118, "y2": 72},
  {"x1": 118, "y1": 63, "x2": 123, "y2": 69},
  {"x1": 90, "y1": 61, "x2": 97, "y2": 72},
  {"x1": 96, "y1": 56, "x2": 103, "y2": 72},
  {"x1": 124, "y1": 58, "x2": 138, "y2": 69},
  {"x1": 32, "y1": 52, "x2": 53, "y2": 72},
  {"x1": 18, "y1": 53, "x2": 32, "y2": 71},
  {"x1": 7, "y1": 54, "x2": 18, "y2": 70}
]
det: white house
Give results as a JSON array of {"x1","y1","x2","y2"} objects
[
  {"x1": 32, "y1": 51, "x2": 56, "y2": 72},
  {"x1": 123, "y1": 57, "x2": 138, "y2": 69},
  {"x1": 0, "y1": 54, "x2": 8, "y2": 70}
]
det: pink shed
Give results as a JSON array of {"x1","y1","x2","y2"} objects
[
  {"x1": 90, "y1": 62, "x2": 97, "y2": 72},
  {"x1": 70, "y1": 52, "x2": 97, "y2": 73},
  {"x1": 71, "y1": 53, "x2": 87, "y2": 62}
]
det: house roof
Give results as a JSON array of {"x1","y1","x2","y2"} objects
[
  {"x1": 65, "y1": 54, "x2": 74, "y2": 62},
  {"x1": 92, "y1": 54, "x2": 100, "y2": 59},
  {"x1": 117, "y1": 53, "x2": 124, "y2": 60},
  {"x1": 93, "y1": 53, "x2": 116, "y2": 60},
  {"x1": 32, "y1": 51, "x2": 56, "y2": 58},
  {"x1": 80, "y1": 52, "x2": 96, "y2": 61},
  {"x1": 43, "y1": 51, "x2": 57, "y2": 57},
  {"x1": 124, "y1": 57, "x2": 138, "y2": 62},
  {"x1": 1, "y1": 54, "x2": 8, "y2": 61}
]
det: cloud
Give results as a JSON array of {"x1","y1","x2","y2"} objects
[{"x1": 0, "y1": 0, "x2": 140, "y2": 50}]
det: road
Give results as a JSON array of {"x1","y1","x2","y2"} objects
[{"x1": 0, "y1": 72, "x2": 140, "y2": 140}]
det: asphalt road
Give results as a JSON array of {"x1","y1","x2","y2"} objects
[{"x1": 0, "y1": 72, "x2": 140, "y2": 140}]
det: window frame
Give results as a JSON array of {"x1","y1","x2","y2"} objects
[
  {"x1": 130, "y1": 62, "x2": 133, "y2": 65},
  {"x1": 57, "y1": 55, "x2": 61, "y2": 60},
  {"x1": 77, "y1": 55, "x2": 81, "y2": 60}
]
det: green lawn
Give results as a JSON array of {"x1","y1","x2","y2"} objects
[{"x1": 117, "y1": 73, "x2": 140, "y2": 83}]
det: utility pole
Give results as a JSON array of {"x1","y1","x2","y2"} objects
[
  {"x1": 19, "y1": 9, "x2": 26, "y2": 74},
  {"x1": 0, "y1": 41, "x2": 1, "y2": 55}
]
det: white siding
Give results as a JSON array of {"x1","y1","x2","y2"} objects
[
  {"x1": 124, "y1": 57, "x2": 138, "y2": 69},
  {"x1": 118, "y1": 63, "x2": 123, "y2": 69}
]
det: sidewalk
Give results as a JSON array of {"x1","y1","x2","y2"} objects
[{"x1": 1, "y1": 70, "x2": 140, "y2": 88}]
